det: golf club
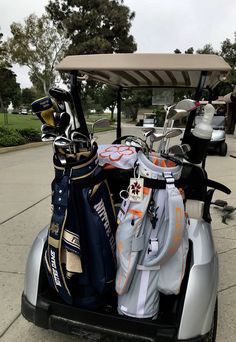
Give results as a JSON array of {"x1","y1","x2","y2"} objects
[
  {"x1": 41, "y1": 133, "x2": 57, "y2": 142},
  {"x1": 90, "y1": 118, "x2": 110, "y2": 140},
  {"x1": 163, "y1": 128, "x2": 183, "y2": 153}
]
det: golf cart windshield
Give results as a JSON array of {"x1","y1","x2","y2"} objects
[{"x1": 55, "y1": 53, "x2": 231, "y2": 139}]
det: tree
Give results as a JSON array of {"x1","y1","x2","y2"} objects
[
  {"x1": 21, "y1": 88, "x2": 37, "y2": 108},
  {"x1": 185, "y1": 47, "x2": 194, "y2": 54},
  {"x1": 7, "y1": 14, "x2": 69, "y2": 95},
  {"x1": 174, "y1": 49, "x2": 181, "y2": 54},
  {"x1": 196, "y1": 44, "x2": 218, "y2": 55},
  {"x1": 220, "y1": 34, "x2": 236, "y2": 85},
  {"x1": 46, "y1": 0, "x2": 136, "y2": 117},
  {"x1": 0, "y1": 32, "x2": 21, "y2": 111},
  {"x1": 0, "y1": 68, "x2": 21, "y2": 111},
  {"x1": 122, "y1": 89, "x2": 152, "y2": 122},
  {"x1": 95, "y1": 85, "x2": 118, "y2": 121},
  {"x1": 46, "y1": 0, "x2": 137, "y2": 55},
  {"x1": 174, "y1": 47, "x2": 194, "y2": 54}
]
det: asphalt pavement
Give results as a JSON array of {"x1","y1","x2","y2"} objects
[{"x1": 0, "y1": 128, "x2": 236, "y2": 341}]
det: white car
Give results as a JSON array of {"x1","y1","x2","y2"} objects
[{"x1": 20, "y1": 108, "x2": 28, "y2": 115}]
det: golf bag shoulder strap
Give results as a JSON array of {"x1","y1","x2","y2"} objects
[
  {"x1": 206, "y1": 179, "x2": 231, "y2": 194},
  {"x1": 45, "y1": 170, "x2": 73, "y2": 304}
]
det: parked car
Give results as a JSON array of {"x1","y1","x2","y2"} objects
[{"x1": 20, "y1": 108, "x2": 28, "y2": 115}]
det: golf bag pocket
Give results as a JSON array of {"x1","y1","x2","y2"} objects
[
  {"x1": 115, "y1": 188, "x2": 152, "y2": 295},
  {"x1": 157, "y1": 228, "x2": 189, "y2": 295},
  {"x1": 118, "y1": 268, "x2": 160, "y2": 319}
]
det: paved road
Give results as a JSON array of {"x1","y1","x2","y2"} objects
[{"x1": 0, "y1": 129, "x2": 236, "y2": 341}]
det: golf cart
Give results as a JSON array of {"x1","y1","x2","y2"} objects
[{"x1": 21, "y1": 53, "x2": 231, "y2": 341}]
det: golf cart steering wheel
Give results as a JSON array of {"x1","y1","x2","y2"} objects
[{"x1": 112, "y1": 135, "x2": 137, "y2": 144}]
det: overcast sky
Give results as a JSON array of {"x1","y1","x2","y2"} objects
[{"x1": 1, "y1": 0, "x2": 236, "y2": 88}]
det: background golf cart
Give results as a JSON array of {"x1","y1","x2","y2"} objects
[
  {"x1": 22, "y1": 53, "x2": 231, "y2": 342},
  {"x1": 195, "y1": 99, "x2": 227, "y2": 156}
]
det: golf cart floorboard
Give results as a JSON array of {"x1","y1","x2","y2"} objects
[{"x1": 21, "y1": 289, "x2": 208, "y2": 342}]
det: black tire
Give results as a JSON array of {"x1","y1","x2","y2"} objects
[
  {"x1": 219, "y1": 142, "x2": 227, "y2": 156},
  {"x1": 204, "y1": 298, "x2": 218, "y2": 342}
]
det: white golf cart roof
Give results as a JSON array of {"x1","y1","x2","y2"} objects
[{"x1": 56, "y1": 53, "x2": 231, "y2": 89}]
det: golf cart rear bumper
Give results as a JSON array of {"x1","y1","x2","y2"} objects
[{"x1": 21, "y1": 293, "x2": 208, "y2": 342}]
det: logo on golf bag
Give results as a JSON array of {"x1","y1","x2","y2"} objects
[
  {"x1": 50, "y1": 222, "x2": 60, "y2": 235},
  {"x1": 94, "y1": 198, "x2": 116, "y2": 257},
  {"x1": 50, "y1": 250, "x2": 62, "y2": 287}
]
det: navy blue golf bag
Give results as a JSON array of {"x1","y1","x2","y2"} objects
[{"x1": 44, "y1": 143, "x2": 117, "y2": 309}]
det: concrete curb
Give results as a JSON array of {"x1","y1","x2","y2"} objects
[{"x1": 0, "y1": 141, "x2": 51, "y2": 154}]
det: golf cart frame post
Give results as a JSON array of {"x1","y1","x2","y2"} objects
[{"x1": 56, "y1": 53, "x2": 230, "y2": 143}]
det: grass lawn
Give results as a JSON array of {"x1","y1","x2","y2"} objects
[
  {"x1": 0, "y1": 113, "x2": 41, "y2": 131},
  {"x1": 0, "y1": 112, "x2": 116, "y2": 133}
]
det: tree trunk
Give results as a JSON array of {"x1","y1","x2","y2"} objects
[
  {"x1": 110, "y1": 105, "x2": 115, "y2": 121},
  {"x1": 43, "y1": 80, "x2": 48, "y2": 96},
  {"x1": 0, "y1": 95, "x2": 5, "y2": 113}
]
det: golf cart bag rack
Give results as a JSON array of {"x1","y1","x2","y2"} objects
[{"x1": 22, "y1": 53, "x2": 231, "y2": 342}]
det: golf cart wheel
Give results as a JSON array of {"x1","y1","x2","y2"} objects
[
  {"x1": 204, "y1": 298, "x2": 218, "y2": 342},
  {"x1": 219, "y1": 142, "x2": 227, "y2": 156}
]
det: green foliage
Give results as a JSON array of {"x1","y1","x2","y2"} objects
[
  {"x1": 0, "y1": 31, "x2": 21, "y2": 111},
  {"x1": 220, "y1": 35, "x2": 236, "y2": 88},
  {"x1": 94, "y1": 85, "x2": 117, "y2": 120},
  {"x1": 7, "y1": 14, "x2": 69, "y2": 95},
  {"x1": 0, "y1": 32, "x2": 10, "y2": 69},
  {"x1": 21, "y1": 88, "x2": 37, "y2": 108},
  {"x1": 0, "y1": 67, "x2": 21, "y2": 111},
  {"x1": 185, "y1": 47, "x2": 194, "y2": 54},
  {"x1": 122, "y1": 89, "x2": 152, "y2": 121},
  {"x1": 17, "y1": 128, "x2": 41, "y2": 142},
  {"x1": 196, "y1": 44, "x2": 218, "y2": 55},
  {"x1": 174, "y1": 36, "x2": 236, "y2": 99},
  {"x1": 0, "y1": 126, "x2": 27, "y2": 146},
  {"x1": 174, "y1": 49, "x2": 181, "y2": 54},
  {"x1": 46, "y1": 0, "x2": 137, "y2": 112},
  {"x1": 46, "y1": 0, "x2": 137, "y2": 55}
]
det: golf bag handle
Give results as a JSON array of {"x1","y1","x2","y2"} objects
[{"x1": 206, "y1": 179, "x2": 231, "y2": 195}]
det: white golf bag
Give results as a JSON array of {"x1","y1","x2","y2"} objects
[{"x1": 116, "y1": 151, "x2": 189, "y2": 318}]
